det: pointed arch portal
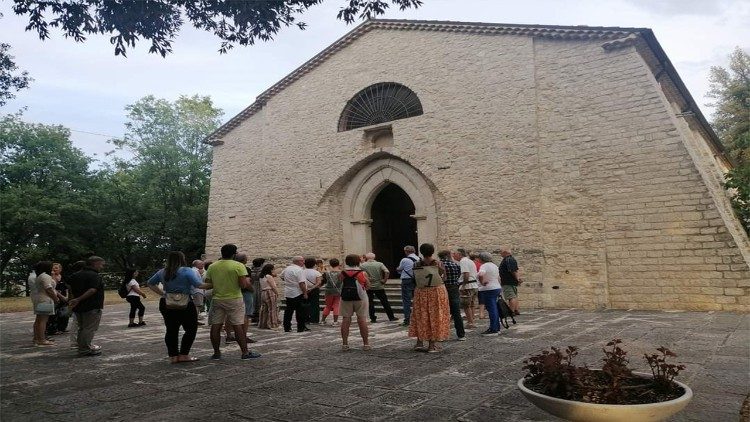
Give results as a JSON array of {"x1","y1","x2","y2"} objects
[{"x1": 340, "y1": 156, "x2": 438, "y2": 266}]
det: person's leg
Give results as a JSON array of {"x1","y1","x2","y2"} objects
[
  {"x1": 282, "y1": 296, "x2": 294, "y2": 332},
  {"x1": 375, "y1": 289, "x2": 397, "y2": 320},
  {"x1": 462, "y1": 289, "x2": 476, "y2": 327},
  {"x1": 232, "y1": 324, "x2": 248, "y2": 355},
  {"x1": 208, "y1": 300, "x2": 225, "y2": 357},
  {"x1": 294, "y1": 295, "x2": 307, "y2": 332},
  {"x1": 33, "y1": 315, "x2": 48, "y2": 343},
  {"x1": 322, "y1": 295, "x2": 332, "y2": 323},
  {"x1": 401, "y1": 280, "x2": 414, "y2": 324},
  {"x1": 136, "y1": 297, "x2": 146, "y2": 323},
  {"x1": 447, "y1": 285, "x2": 465, "y2": 338},
  {"x1": 309, "y1": 289, "x2": 320, "y2": 324},
  {"x1": 367, "y1": 290, "x2": 376, "y2": 322},
  {"x1": 485, "y1": 290, "x2": 500, "y2": 332},
  {"x1": 159, "y1": 300, "x2": 180, "y2": 358},
  {"x1": 178, "y1": 304, "x2": 198, "y2": 358},
  {"x1": 340, "y1": 316, "x2": 351, "y2": 346},
  {"x1": 127, "y1": 296, "x2": 138, "y2": 324},
  {"x1": 77, "y1": 309, "x2": 102, "y2": 354},
  {"x1": 332, "y1": 296, "x2": 340, "y2": 323},
  {"x1": 357, "y1": 317, "x2": 369, "y2": 347}
]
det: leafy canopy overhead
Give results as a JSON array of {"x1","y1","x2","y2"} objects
[
  {"x1": 12, "y1": 0, "x2": 423, "y2": 57},
  {"x1": 708, "y1": 47, "x2": 750, "y2": 234}
]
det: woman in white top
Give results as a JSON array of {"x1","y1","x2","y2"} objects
[
  {"x1": 31, "y1": 261, "x2": 62, "y2": 346},
  {"x1": 477, "y1": 252, "x2": 502, "y2": 336},
  {"x1": 301, "y1": 257, "x2": 323, "y2": 324},
  {"x1": 123, "y1": 268, "x2": 147, "y2": 327}
]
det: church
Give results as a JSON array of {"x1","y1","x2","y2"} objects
[{"x1": 203, "y1": 19, "x2": 750, "y2": 311}]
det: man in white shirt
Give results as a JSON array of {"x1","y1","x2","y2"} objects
[
  {"x1": 396, "y1": 245, "x2": 419, "y2": 326},
  {"x1": 454, "y1": 248, "x2": 479, "y2": 329},
  {"x1": 280, "y1": 256, "x2": 307, "y2": 332}
]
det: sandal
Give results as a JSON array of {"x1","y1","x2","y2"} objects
[
  {"x1": 426, "y1": 348, "x2": 440, "y2": 353},
  {"x1": 175, "y1": 356, "x2": 200, "y2": 363},
  {"x1": 341, "y1": 344, "x2": 350, "y2": 351},
  {"x1": 34, "y1": 340, "x2": 55, "y2": 347},
  {"x1": 362, "y1": 345, "x2": 372, "y2": 351},
  {"x1": 413, "y1": 345, "x2": 427, "y2": 352}
]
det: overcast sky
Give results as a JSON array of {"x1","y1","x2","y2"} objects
[{"x1": 1, "y1": 0, "x2": 748, "y2": 163}]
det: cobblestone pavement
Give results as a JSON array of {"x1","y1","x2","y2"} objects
[{"x1": 1, "y1": 304, "x2": 748, "y2": 421}]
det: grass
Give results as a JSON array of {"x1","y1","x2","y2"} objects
[{"x1": 0, "y1": 290, "x2": 160, "y2": 313}]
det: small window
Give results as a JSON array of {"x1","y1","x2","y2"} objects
[{"x1": 338, "y1": 82, "x2": 423, "y2": 132}]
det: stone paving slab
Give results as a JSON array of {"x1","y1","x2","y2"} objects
[{"x1": 1, "y1": 304, "x2": 748, "y2": 421}]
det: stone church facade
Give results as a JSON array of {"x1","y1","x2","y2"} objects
[{"x1": 204, "y1": 20, "x2": 750, "y2": 311}]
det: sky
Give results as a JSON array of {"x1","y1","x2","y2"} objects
[{"x1": 1, "y1": 0, "x2": 749, "y2": 163}]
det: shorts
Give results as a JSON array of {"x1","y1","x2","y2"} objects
[
  {"x1": 242, "y1": 290, "x2": 254, "y2": 316},
  {"x1": 502, "y1": 285, "x2": 518, "y2": 300},
  {"x1": 208, "y1": 298, "x2": 245, "y2": 325},
  {"x1": 460, "y1": 288, "x2": 478, "y2": 308},
  {"x1": 339, "y1": 300, "x2": 367, "y2": 319}
]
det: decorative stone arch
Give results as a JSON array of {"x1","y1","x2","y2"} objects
[{"x1": 331, "y1": 154, "x2": 438, "y2": 255}]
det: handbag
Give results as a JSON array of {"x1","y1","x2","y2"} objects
[
  {"x1": 165, "y1": 292, "x2": 190, "y2": 309},
  {"x1": 34, "y1": 302, "x2": 55, "y2": 314}
]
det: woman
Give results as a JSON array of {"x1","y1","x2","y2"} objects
[
  {"x1": 53, "y1": 263, "x2": 71, "y2": 333},
  {"x1": 45, "y1": 263, "x2": 65, "y2": 336},
  {"x1": 258, "y1": 263, "x2": 280, "y2": 329},
  {"x1": 477, "y1": 252, "x2": 502, "y2": 336},
  {"x1": 409, "y1": 243, "x2": 451, "y2": 353},
  {"x1": 301, "y1": 257, "x2": 323, "y2": 324},
  {"x1": 320, "y1": 258, "x2": 342, "y2": 326},
  {"x1": 31, "y1": 261, "x2": 62, "y2": 346},
  {"x1": 339, "y1": 254, "x2": 371, "y2": 351},
  {"x1": 123, "y1": 268, "x2": 147, "y2": 327},
  {"x1": 148, "y1": 251, "x2": 212, "y2": 363}
]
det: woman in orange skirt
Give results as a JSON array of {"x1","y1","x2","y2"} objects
[{"x1": 408, "y1": 243, "x2": 451, "y2": 353}]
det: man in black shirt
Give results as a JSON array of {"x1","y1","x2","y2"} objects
[
  {"x1": 499, "y1": 248, "x2": 522, "y2": 316},
  {"x1": 68, "y1": 256, "x2": 106, "y2": 356}
]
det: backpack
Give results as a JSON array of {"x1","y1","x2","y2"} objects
[
  {"x1": 117, "y1": 281, "x2": 129, "y2": 299},
  {"x1": 496, "y1": 296, "x2": 516, "y2": 328},
  {"x1": 413, "y1": 264, "x2": 444, "y2": 288},
  {"x1": 340, "y1": 270, "x2": 363, "y2": 301}
]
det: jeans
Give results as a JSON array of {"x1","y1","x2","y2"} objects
[
  {"x1": 400, "y1": 279, "x2": 415, "y2": 322},
  {"x1": 367, "y1": 289, "x2": 396, "y2": 321},
  {"x1": 283, "y1": 294, "x2": 307, "y2": 332},
  {"x1": 446, "y1": 285, "x2": 466, "y2": 338},
  {"x1": 126, "y1": 296, "x2": 145, "y2": 319},
  {"x1": 76, "y1": 309, "x2": 102, "y2": 353},
  {"x1": 159, "y1": 298, "x2": 198, "y2": 357},
  {"x1": 478, "y1": 289, "x2": 501, "y2": 332}
]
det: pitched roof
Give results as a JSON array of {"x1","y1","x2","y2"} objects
[{"x1": 204, "y1": 19, "x2": 727, "y2": 164}]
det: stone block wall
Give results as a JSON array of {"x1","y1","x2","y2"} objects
[{"x1": 206, "y1": 28, "x2": 749, "y2": 311}]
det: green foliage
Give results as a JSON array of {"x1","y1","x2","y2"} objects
[
  {"x1": 708, "y1": 47, "x2": 750, "y2": 234},
  {"x1": 12, "y1": 0, "x2": 422, "y2": 57},
  {"x1": 99, "y1": 95, "x2": 222, "y2": 271},
  {"x1": 0, "y1": 43, "x2": 32, "y2": 106},
  {"x1": 0, "y1": 113, "x2": 97, "y2": 285}
]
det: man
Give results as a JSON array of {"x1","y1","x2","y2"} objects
[
  {"x1": 499, "y1": 247, "x2": 522, "y2": 316},
  {"x1": 280, "y1": 256, "x2": 308, "y2": 333},
  {"x1": 67, "y1": 256, "x2": 106, "y2": 356},
  {"x1": 249, "y1": 257, "x2": 265, "y2": 324},
  {"x1": 191, "y1": 259, "x2": 206, "y2": 323},
  {"x1": 233, "y1": 253, "x2": 256, "y2": 344},
  {"x1": 204, "y1": 244, "x2": 261, "y2": 360},
  {"x1": 455, "y1": 248, "x2": 479, "y2": 329},
  {"x1": 439, "y1": 250, "x2": 466, "y2": 341},
  {"x1": 396, "y1": 245, "x2": 419, "y2": 326},
  {"x1": 360, "y1": 252, "x2": 398, "y2": 323}
]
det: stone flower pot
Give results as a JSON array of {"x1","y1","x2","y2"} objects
[{"x1": 517, "y1": 373, "x2": 693, "y2": 422}]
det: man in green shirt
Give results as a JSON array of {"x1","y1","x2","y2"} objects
[
  {"x1": 360, "y1": 252, "x2": 399, "y2": 323},
  {"x1": 205, "y1": 244, "x2": 261, "y2": 360}
]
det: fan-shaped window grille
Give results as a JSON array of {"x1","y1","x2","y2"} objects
[{"x1": 338, "y1": 82, "x2": 423, "y2": 132}]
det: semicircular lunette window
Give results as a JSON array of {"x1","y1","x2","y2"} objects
[{"x1": 338, "y1": 82, "x2": 423, "y2": 132}]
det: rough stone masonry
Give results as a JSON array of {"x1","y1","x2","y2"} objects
[{"x1": 203, "y1": 20, "x2": 750, "y2": 312}]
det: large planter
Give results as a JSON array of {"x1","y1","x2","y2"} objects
[{"x1": 517, "y1": 373, "x2": 693, "y2": 422}]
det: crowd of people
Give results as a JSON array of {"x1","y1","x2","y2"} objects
[{"x1": 26, "y1": 243, "x2": 522, "y2": 359}]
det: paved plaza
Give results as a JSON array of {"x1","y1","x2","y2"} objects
[{"x1": 1, "y1": 303, "x2": 748, "y2": 421}]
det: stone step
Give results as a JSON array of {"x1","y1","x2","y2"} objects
[{"x1": 280, "y1": 279, "x2": 407, "y2": 314}]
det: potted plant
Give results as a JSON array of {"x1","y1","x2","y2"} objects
[{"x1": 518, "y1": 339, "x2": 693, "y2": 422}]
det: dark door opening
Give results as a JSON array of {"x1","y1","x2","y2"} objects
[{"x1": 370, "y1": 183, "x2": 418, "y2": 276}]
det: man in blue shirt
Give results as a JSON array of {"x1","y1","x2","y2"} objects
[{"x1": 396, "y1": 245, "x2": 419, "y2": 326}]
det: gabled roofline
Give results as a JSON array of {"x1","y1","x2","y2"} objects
[{"x1": 203, "y1": 19, "x2": 729, "y2": 167}]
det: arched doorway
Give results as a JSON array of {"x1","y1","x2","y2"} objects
[{"x1": 370, "y1": 183, "x2": 418, "y2": 275}]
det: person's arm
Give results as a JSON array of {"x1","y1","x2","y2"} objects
[
  {"x1": 268, "y1": 276, "x2": 280, "y2": 296},
  {"x1": 68, "y1": 288, "x2": 96, "y2": 309},
  {"x1": 363, "y1": 273, "x2": 370, "y2": 290},
  {"x1": 510, "y1": 258, "x2": 521, "y2": 284},
  {"x1": 396, "y1": 259, "x2": 404, "y2": 272},
  {"x1": 131, "y1": 283, "x2": 147, "y2": 298},
  {"x1": 44, "y1": 286, "x2": 60, "y2": 304},
  {"x1": 313, "y1": 274, "x2": 323, "y2": 289},
  {"x1": 148, "y1": 284, "x2": 164, "y2": 296},
  {"x1": 477, "y1": 267, "x2": 487, "y2": 286}
]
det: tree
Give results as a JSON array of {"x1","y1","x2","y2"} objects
[
  {"x1": 12, "y1": 0, "x2": 423, "y2": 57},
  {"x1": 0, "y1": 113, "x2": 97, "y2": 286},
  {"x1": 708, "y1": 47, "x2": 750, "y2": 234},
  {"x1": 0, "y1": 43, "x2": 32, "y2": 106},
  {"x1": 100, "y1": 95, "x2": 222, "y2": 269}
]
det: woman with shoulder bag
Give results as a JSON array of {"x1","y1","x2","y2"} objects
[
  {"x1": 409, "y1": 243, "x2": 451, "y2": 353},
  {"x1": 31, "y1": 261, "x2": 63, "y2": 346},
  {"x1": 147, "y1": 251, "x2": 212, "y2": 363}
]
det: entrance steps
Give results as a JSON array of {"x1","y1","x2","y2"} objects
[{"x1": 280, "y1": 279, "x2": 406, "y2": 315}]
